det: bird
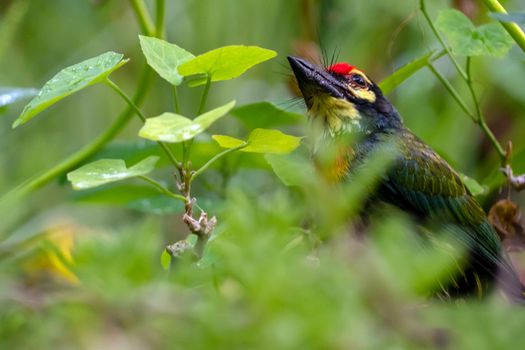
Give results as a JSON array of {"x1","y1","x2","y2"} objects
[{"x1": 287, "y1": 55, "x2": 525, "y2": 301}]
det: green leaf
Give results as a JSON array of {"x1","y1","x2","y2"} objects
[
  {"x1": 212, "y1": 135, "x2": 247, "y2": 149},
  {"x1": 13, "y1": 52, "x2": 128, "y2": 128},
  {"x1": 265, "y1": 153, "x2": 315, "y2": 187},
  {"x1": 436, "y1": 9, "x2": 514, "y2": 57},
  {"x1": 139, "y1": 100, "x2": 235, "y2": 143},
  {"x1": 230, "y1": 102, "x2": 303, "y2": 129},
  {"x1": 0, "y1": 87, "x2": 38, "y2": 108},
  {"x1": 160, "y1": 250, "x2": 171, "y2": 270},
  {"x1": 460, "y1": 174, "x2": 487, "y2": 196},
  {"x1": 67, "y1": 156, "x2": 159, "y2": 190},
  {"x1": 138, "y1": 35, "x2": 195, "y2": 86},
  {"x1": 490, "y1": 12, "x2": 525, "y2": 26},
  {"x1": 178, "y1": 45, "x2": 277, "y2": 86},
  {"x1": 243, "y1": 129, "x2": 301, "y2": 154},
  {"x1": 213, "y1": 128, "x2": 301, "y2": 154},
  {"x1": 379, "y1": 51, "x2": 437, "y2": 95}
]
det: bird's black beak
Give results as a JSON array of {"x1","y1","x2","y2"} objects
[{"x1": 287, "y1": 56, "x2": 346, "y2": 108}]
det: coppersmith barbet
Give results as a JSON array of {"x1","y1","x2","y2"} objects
[{"x1": 288, "y1": 56, "x2": 524, "y2": 301}]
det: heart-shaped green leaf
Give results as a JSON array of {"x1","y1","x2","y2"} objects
[
  {"x1": 13, "y1": 51, "x2": 128, "y2": 128},
  {"x1": 436, "y1": 9, "x2": 513, "y2": 57},
  {"x1": 0, "y1": 87, "x2": 38, "y2": 108},
  {"x1": 178, "y1": 45, "x2": 277, "y2": 86},
  {"x1": 213, "y1": 128, "x2": 301, "y2": 154},
  {"x1": 211, "y1": 135, "x2": 246, "y2": 149},
  {"x1": 139, "y1": 100, "x2": 236, "y2": 143},
  {"x1": 67, "y1": 156, "x2": 159, "y2": 190},
  {"x1": 138, "y1": 35, "x2": 195, "y2": 86},
  {"x1": 379, "y1": 51, "x2": 437, "y2": 95}
]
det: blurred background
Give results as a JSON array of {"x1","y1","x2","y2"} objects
[{"x1": 1, "y1": 0, "x2": 525, "y2": 348}]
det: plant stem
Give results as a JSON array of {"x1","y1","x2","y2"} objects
[
  {"x1": 421, "y1": 0, "x2": 507, "y2": 163},
  {"x1": 129, "y1": 0, "x2": 155, "y2": 36},
  {"x1": 427, "y1": 63, "x2": 475, "y2": 121},
  {"x1": 190, "y1": 144, "x2": 247, "y2": 183},
  {"x1": 182, "y1": 75, "x2": 213, "y2": 167},
  {"x1": 105, "y1": 78, "x2": 146, "y2": 122},
  {"x1": 173, "y1": 86, "x2": 181, "y2": 113},
  {"x1": 197, "y1": 75, "x2": 212, "y2": 115},
  {"x1": 155, "y1": 0, "x2": 166, "y2": 39},
  {"x1": 105, "y1": 78, "x2": 181, "y2": 166},
  {"x1": 481, "y1": 0, "x2": 525, "y2": 53},
  {"x1": 465, "y1": 58, "x2": 483, "y2": 125},
  {"x1": 465, "y1": 58, "x2": 506, "y2": 161},
  {"x1": 138, "y1": 175, "x2": 187, "y2": 203},
  {"x1": 419, "y1": 0, "x2": 468, "y2": 80},
  {"x1": 158, "y1": 143, "x2": 181, "y2": 168}
]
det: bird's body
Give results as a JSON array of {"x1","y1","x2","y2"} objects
[{"x1": 288, "y1": 56, "x2": 524, "y2": 301}]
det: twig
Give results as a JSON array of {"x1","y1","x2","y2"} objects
[
  {"x1": 427, "y1": 63, "x2": 475, "y2": 121},
  {"x1": 419, "y1": 0, "x2": 525, "y2": 190},
  {"x1": 138, "y1": 175, "x2": 187, "y2": 203},
  {"x1": 155, "y1": 0, "x2": 166, "y2": 39},
  {"x1": 197, "y1": 75, "x2": 212, "y2": 115},
  {"x1": 502, "y1": 166, "x2": 525, "y2": 191},
  {"x1": 128, "y1": 0, "x2": 155, "y2": 36},
  {"x1": 465, "y1": 58, "x2": 506, "y2": 162},
  {"x1": 173, "y1": 86, "x2": 180, "y2": 114},
  {"x1": 419, "y1": 0, "x2": 467, "y2": 80},
  {"x1": 420, "y1": 0, "x2": 506, "y2": 162},
  {"x1": 105, "y1": 78, "x2": 181, "y2": 167},
  {"x1": 190, "y1": 144, "x2": 247, "y2": 183}
]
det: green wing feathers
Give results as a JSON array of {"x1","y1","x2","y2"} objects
[
  {"x1": 383, "y1": 130, "x2": 488, "y2": 228},
  {"x1": 377, "y1": 130, "x2": 523, "y2": 297}
]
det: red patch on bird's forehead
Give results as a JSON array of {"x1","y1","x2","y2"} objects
[{"x1": 327, "y1": 62, "x2": 356, "y2": 75}]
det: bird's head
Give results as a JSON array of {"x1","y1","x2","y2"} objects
[{"x1": 287, "y1": 56, "x2": 402, "y2": 137}]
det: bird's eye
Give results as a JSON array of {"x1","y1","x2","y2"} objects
[{"x1": 350, "y1": 74, "x2": 367, "y2": 88}]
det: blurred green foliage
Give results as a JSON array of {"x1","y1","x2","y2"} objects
[{"x1": 1, "y1": 0, "x2": 525, "y2": 348}]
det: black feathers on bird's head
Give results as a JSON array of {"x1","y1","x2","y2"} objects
[{"x1": 287, "y1": 56, "x2": 402, "y2": 135}]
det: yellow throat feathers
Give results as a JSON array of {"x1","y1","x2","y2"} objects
[{"x1": 308, "y1": 96, "x2": 361, "y2": 137}]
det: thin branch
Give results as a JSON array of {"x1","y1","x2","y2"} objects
[
  {"x1": 427, "y1": 63, "x2": 475, "y2": 121},
  {"x1": 129, "y1": 0, "x2": 155, "y2": 36},
  {"x1": 420, "y1": 0, "x2": 506, "y2": 163},
  {"x1": 182, "y1": 75, "x2": 213, "y2": 167},
  {"x1": 138, "y1": 175, "x2": 187, "y2": 203},
  {"x1": 105, "y1": 78, "x2": 181, "y2": 167},
  {"x1": 197, "y1": 75, "x2": 212, "y2": 115},
  {"x1": 465, "y1": 58, "x2": 506, "y2": 161},
  {"x1": 190, "y1": 144, "x2": 247, "y2": 183},
  {"x1": 155, "y1": 0, "x2": 166, "y2": 39},
  {"x1": 173, "y1": 86, "x2": 180, "y2": 114},
  {"x1": 465, "y1": 57, "x2": 483, "y2": 123},
  {"x1": 105, "y1": 78, "x2": 147, "y2": 122},
  {"x1": 419, "y1": 0, "x2": 468, "y2": 80}
]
